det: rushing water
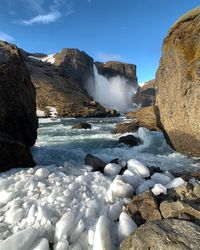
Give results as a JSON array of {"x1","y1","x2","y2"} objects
[{"x1": 32, "y1": 117, "x2": 200, "y2": 174}]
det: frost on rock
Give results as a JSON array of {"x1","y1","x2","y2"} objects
[
  {"x1": 151, "y1": 184, "x2": 167, "y2": 196},
  {"x1": 127, "y1": 159, "x2": 150, "y2": 178},
  {"x1": 93, "y1": 215, "x2": 113, "y2": 250},
  {"x1": 104, "y1": 163, "x2": 121, "y2": 176},
  {"x1": 0, "y1": 228, "x2": 38, "y2": 250},
  {"x1": 118, "y1": 212, "x2": 137, "y2": 243}
]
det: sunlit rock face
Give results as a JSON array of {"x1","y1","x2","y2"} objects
[{"x1": 155, "y1": 7, "x2": 200, "y2": 157}]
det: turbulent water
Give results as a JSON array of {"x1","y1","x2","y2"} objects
[
  {"x1": 85, "y1": 65, "x2": 136, "y2": 111},
  {"x1": 32, "y1": 117, "x2": 200, "y2": 173}
]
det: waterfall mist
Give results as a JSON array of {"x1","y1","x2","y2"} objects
[{"x1": 86, "y1": 65, "x2": 136, "y2": 112}]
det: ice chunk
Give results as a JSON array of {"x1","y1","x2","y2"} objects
[
  {"x1": 127, "y1": 159, "x2": 150, "y2": 178},
  {"x1": 151, "y1": 184, "x2": 167, "y2": 196},
  {"x1": 110, "y1": 177, "x2": 134, "y2": 198},
  {"x1": 88, "y1": 230, "x2": 94, "y2": 246},
  {"x1": 151, "y1": 173, "x2": 172, "y2": 186},
  {"x1": 165, "y1": 177, "x2": 185, "y2": 189},
  {"x1": 53, "y1": 240, "x2": 69, "y2": 250},
  {"x1": 108, "y1": 203, "x2": 122, "y2": 221},
  {"x1": 122, "y1": 170, "x2": 144, "y2": 189},
  {"x1": 35, "y1": 168, "x2": 50, "y2": 179},
  {"x1": 31, "y1": 238, "x2": 49, "y2": 250},
  {"x1": 93, "y1": 215, "x2": 112, "y2": 250},
  {"x1": 0, "y1": 190, "x2": 18, "y2": 205},
  {"x1": 54, "y1": 212, "x2": 75, "y2": 242},
  {"x1": 69, "y1": 219, "x2": 85, "y2": 244},
  {"x1": 135, "y1": 180, "x2": 154, "y2": 195},
  {"x1": 0, "y1": 227, "x2": 38, "y2": 250},
  {"x1": 104, "y1": 163, "x2": 121, "y2": 176},
  {"x1": 5, "y1": 206, "x2": 24, "y2": 224},
  {"x1": 118, "y1": 212, "x2": 137, "y2": 242}
]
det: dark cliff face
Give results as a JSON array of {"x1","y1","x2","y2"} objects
[
  {"x1": 0, "y1": 41, "x2": 38, "y2": 147},
  {"x1": 155, "y1": 7, "x2": 200, "y2": 157},
  {"x1": 53, "y1": 48, "x2": 94, "y2": 88},
  {"x1": 0, "y1": 41, "x2": 38, "y2": 170},
  {"x1": 94, "y1": 61, "x2": 138, "y2": 87}
]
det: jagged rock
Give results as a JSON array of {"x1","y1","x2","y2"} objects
[
  {"x1": 95, "y1": 61, "x2": 138, "y2": 87},
  {"x1": 119, "y1": 135, "x2": 140, "y2": 146},
  {"x1": 155, "y1": 7, "x2": 200, "y2": 156},
  {"x1": 112, "y1": 122, "x2": 139, "y2": 134},
  {"x1": 134, "y1": 80, "x2": 156, "y2": 107},
  {"x1": 126, "y1": 192, "x2": 162, "y2": 225},
  {"x1": 72, "y1": 123, "x2": 92, "y2": 129},
  {"x1": 126, "y1": 106, "x2": 160, "y2": 131},
  {"x1": 0, "y1": 41, "x2": 38, "y2": 147},
  {"x1": 120, "y1": 219, "x2": 200, "y2": 250},
  {"x1": 85, "y1": 153, "x2": 106, "y2": 172}
]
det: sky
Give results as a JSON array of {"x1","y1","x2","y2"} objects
[{"x1": 0, "y1": 0, "x2": 199, "y2": 83}]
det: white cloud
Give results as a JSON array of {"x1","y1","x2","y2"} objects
[
  {"x1": 22, "y1": 11, "x2": 62, "y2": 25},
  {"x1": 0, "y1": 31, "x2": 14, "y2": 42},
  {"x1": 96, "y1": 51, "x2": 123, "y2": 62}
]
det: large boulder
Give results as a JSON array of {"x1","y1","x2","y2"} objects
[
  {"x1": 155, "y1": 7, "x2": 200, "y2": 156},
  {"x1": 120, "y1": 219, "x2": 200, "y2": 250},
  {"x1": 0, "y1": 41, "x2": 37, "y2": 170},
  {"x1": 0, "y1": 41, "x2": 38, "y2": 147},
  {"x1": 95, "y1": 61, "x2": 138, "y2": 87},
  {"x1": 72, "y1": 123, "x2": 92, "y2": 130},
  {"x1": 85, "y1": 153, "x2": 106, "y2": 172}
]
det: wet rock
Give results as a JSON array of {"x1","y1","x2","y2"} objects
[
  {"x1": 85, "y1": 154, "x2": 106, "y2": 172},
  {"x1": 126, "y1": 106, "x2": 160, "y2": 131},
  {"x1": 126, "y1": 192, "x2": 162, "y2": 226},
  {"x1": 155, "y1": 7, "x2": 200, "y2": 156},
  {"x1": 72, "y1": 123, "x2": 92, "y2": 130},
  {"x1": 120, "y1": 219, "x2": 200, "y2": 250},
  {"x1": 119, "y1": 135, "x2": 140, "y2": 146},
  {"x1": 112, "y1": 122, "x2": 139, "y2": 134}
]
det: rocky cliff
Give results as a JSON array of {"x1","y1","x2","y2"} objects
[
  {"x1": 155, "y1": 7, "x2": 200, "y2": 156},
  {"x1": 134, "y1": 80, "x2": 156, "y2": 107},
  {"x1": 25, "y1": 50, "x2": 118, "y2": 118},
  {"x1": 0, "y1": 41, "x2": 38, "y2": 170},
  {"x1": 95, "y1": 61, "x2": 138, "y2": 87}
]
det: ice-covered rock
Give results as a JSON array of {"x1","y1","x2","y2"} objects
[
  {"x1": 118, "y1": 212, "x2": 137, "y2": 243},
  {"x1": 151, "y1": 184, "x2": 167, "y2": 196},
  {"x1": 135, "y1": 180, "x2": 154, "y2": 195},
  {"x1": 151, "y1": 173, "x2": 172, "y2": 186},
  {"x1": 54, "y1": 212, "x2": 75, "y2": 242},
  {"x1": 165, "y1": 177, "x2": 185, "y2": 189},
  {"x1": 127, "y1": 159, "x2": 150, "y2": 178},
  {"x1": 110, "y1": 177, "x2": 134, "y2": 198},
  {"x1": 93, "y1": 215, "x2": 112, "y2": 250},
  {"x1": 35, "y1": 168, "x2": 50, "y2": 179},
  {"x1": 0, "y1": 227, "x2": 38, "y2": 250},
  {"x1": 31, "y1": 238, "x2": 49, "y2": 250},
  {"x1": 104, "y1": 163, "x2": 121, "y2": 176}
]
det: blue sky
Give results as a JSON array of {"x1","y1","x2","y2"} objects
[{"x1": 0, "y1": 0, "x2": 199, "y2": 83}]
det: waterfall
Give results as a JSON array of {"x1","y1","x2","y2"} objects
[{"x1": 86, "y1": 65, "x2": 136, "y2": 112}]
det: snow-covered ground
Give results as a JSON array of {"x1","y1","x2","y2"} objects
[{"x1": 0, "y1": 117, "x2": 199, "y2": 249}]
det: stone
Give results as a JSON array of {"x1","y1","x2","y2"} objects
[
  {"x1": 112, "y1": 122, "x2": 139, "y2": 134},
  {"x1": 0, "y1": 41, "x2": 38, "y2": 147},
  {"x1": 126, "y1": 106, "x2": 160, "y2": 131},
  {"x1": 126, "y1": 191, "x2": 162, "y2": 226},
  {"x1": 72, "y1": 123, "x2": 91, "y2": 130},
  {"x1": 155, "y1": 7, "x2": 200, "y2": 156},
  {"x1": 95, "y1": 61, "x2": 138, "y2": 87},
  {"x1": 85, "y1": 153, "x2": 106, "y2": 172},
  {"x1": 134, "y1": 80, "x2": 156, "y2": 107},
  {"x1": 119, "y1": 135, "x2": 140, "y2": 146},
  {"x1": 120, "y1": 219, "x2": 200, "y2": 250}
]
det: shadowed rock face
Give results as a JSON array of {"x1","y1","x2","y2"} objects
[
  {"x1": 155, "y1": 7, "x2": 200, "y2": 156},
  {"x1": 95, "y1": 61, "x2": 138, "y2": 87},
  {"x1": 0, "y1": 41, "x2": 38, "y2": 147}
]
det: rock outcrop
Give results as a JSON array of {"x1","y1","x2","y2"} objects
[
  {"x1": 134, "y1": 80, "x2": 156, "y2": 107},
  {"x1": 95, "y1": 61, "x2": 138, "y2": 87},
  {"x1": 0, "y1": 41, "x2": 38, "y2": 170},
  {"x1": 155, "y1": 7, "x2": 200, "y2": 156}
]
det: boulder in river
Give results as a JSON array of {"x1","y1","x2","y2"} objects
[
  {"x1": 85, "y1": 153, "x2": 106, "y2": 172},
  {"x1": 119, "y1": 135, "x2": 140, "y2": 146},
  {"x1": 72, "y1": 123, "x2": 92, "y2": 129}
]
